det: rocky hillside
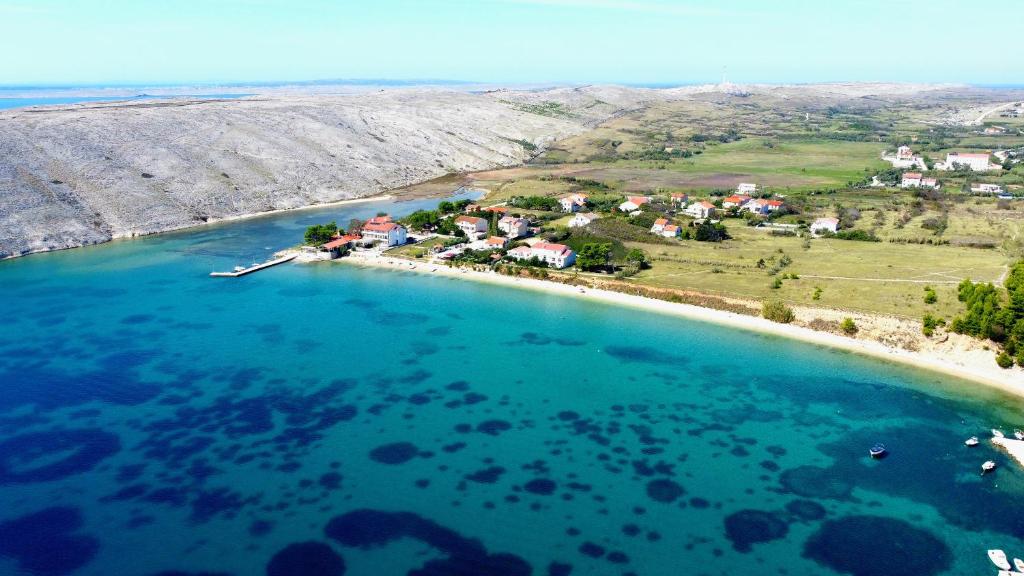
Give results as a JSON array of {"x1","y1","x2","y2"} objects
[{"x1": 0, "y1": 90, "x2": 594, "y2": 258}]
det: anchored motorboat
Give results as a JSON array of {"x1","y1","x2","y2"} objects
[
  {"x1": 989, "y1": 549, "x2": 1012, "y2": 571},
  {"x1": 993, "y1": 429, "x2": 1006, "y2": 438},
  {"x1": 982, "y1": 460, "x2": 997, "y2": 474},
  {"x1": 965, "y1": 436, "x2": 979, "y2": 447},
  {"x1": 869, "y1": 443, "x2": 887, "y2": 458},
  {"x1": 1014, "y1": 557, "x2": 1024, "y2": 572},
  {"x1": 1015, "y1": 429, "x2": 1024, "y2": 440}
]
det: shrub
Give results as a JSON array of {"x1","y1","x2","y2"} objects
[
  {"x1": 997, "y1": 352, "x2": 1014, "y2": 369},
  {"x1": 762, "y1": 300, "x2": 795, "y2": 324},
  {"x1": 834, "y1": 229, "x2": 880, "y2": 242},
  {"x1": 812, "y1": 286, "x2": 822, "y2": 301},
  {"x1": 840, "y1": 318, "x2": 858, "y2": 335},
  {"x1": 771, "y1": 277, "x2": 783, "y2": 289},
  {"x1": 923, "y1": 287, "x2": 937, "y2": 304},
  {"x1": 922, "y1": 314, "x2": 945, "y2": 337}
]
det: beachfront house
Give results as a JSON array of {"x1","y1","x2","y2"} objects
[
  {"x1": 671, "y1": 193, "x2": 688, "y2": 208},
  {"x1": 810, "y1": 217, "x2": 839, "y2": 236},
  {"x1": 944, "y1": 152, "x2": 994, "y2": 171},
  {"x1": 737, "y1": 183, "x2": 757, "y2": 195},
  {"x1": 568, "y1": 212, "x2": 600, "y2": 228},
  {"x1": 619, "y1": 196, "x2": 652, "y2": 213},
  {"x1": 361, "y1": 219, "x2": 408, "y2": 247},
  {"x1": 722, "y1": 194, "x2": 751, "y2": 209},
  {"x1": 685, "y1": 201, "x2": 716, "y2": 219},
  {"x1": 971, "y1": 183, "x2": 1004, "y2": 194},
  {"x1": 498, "y1": 216, "x2": 529, "y2": 238},
  {"x1": 530, "y1": 242, "x2": 576, "y2": 269},
  {"x1": 455, "y1": 215, "x2": 488, "y2": 237},
  {"x1": 506, "y1": 246, "x2": 534, "y2": 261},
  {"x1": 901, "y1": 172, "x2": 923, "y2": 188}
]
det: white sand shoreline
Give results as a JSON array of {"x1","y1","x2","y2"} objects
[{"x1": 333, "y1": 252, "x2": 1024, "y2": 398}]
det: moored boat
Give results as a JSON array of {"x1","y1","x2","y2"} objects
[
  {"x1": 1014, "y1": 558, "x2": 1024, "y2": 572},
  {"x1": 993, "y1": 429, "x2": 1006, "y2": 438},
  {"x1": 1015, "y1": 429, "x2": 1024, "y2": 440},
  {"x1": 982, "y1": 460, "x2": 997, "y2": 474},
  {"x1": 989, "y1": 549, "x2": 1012, "y2": 570},
  {"x1": 869, "y1": 443, "x2": 886, "y2": 458},
  {"x1": 965, "y1": 436, "x2": 979, "y2": 447}
]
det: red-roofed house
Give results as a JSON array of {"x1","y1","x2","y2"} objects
[
  {"x1": 361, "y1": 221, "x2": 407, "y2": 246},
  {"x1": 660, "y1": 224, "x2": 682, "y2": 238},
  {"x1": 745, "y1": 199, "x2": 785, "y2": 215},
  {"x1": 485, "y1": 205, "x2": 510, "y2": 215},
  {"x1": 650, "y1": 218, "x2": 670, "y2": 234},
  {"x1": 685, "y1": 201, "x2": 716, "y2": 219},
  {"x1": 506, "y1": 246, "x2": 534, "y2": 260},
  {"x1": 671, "y1": 193, "x2": 688, "y2": 208},
  {"x1": 619, "y1": 196, "x2": 652, "y2": 213},
  {"x1": 722, "y1": 195, "x2": 751, "y2": 209},
  {"x1": 498, "y1": 216, "x2": 529, "y2": 238},
  {"x1": 531, "y1": 242, "x2": 576, "y2": 269},
  {"x1": 559, "y1": 193, "x2": 589, "y2": 213},
  {"x1": 485, "y1": 236, "x2": 509, "y2": 249},
  {"x1": 901, "y1": 172, "x2": 923, "y2": 188},
  {"x1": 455, "y1": 215, "x2": 488, "y2": 236}
]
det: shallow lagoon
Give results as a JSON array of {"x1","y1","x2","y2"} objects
[{"x1": 1, "y1": 193, "x2": 1023, "y2": 576}]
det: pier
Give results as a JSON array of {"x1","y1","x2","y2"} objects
[{"x1": 210, "y1": 253, "x2": 296, "y2": 277}]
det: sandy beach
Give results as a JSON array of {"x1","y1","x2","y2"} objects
[{"x1": 334, "y1": 251, "x2": 1024, "y2": 398}]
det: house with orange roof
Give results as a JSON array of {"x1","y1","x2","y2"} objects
[
  {"x1": 900, "y1": 172, "x2": 923, "y2": 188},
  {"x1": 619, "y1": 196, "x2": 652, "y2": 213},
  {"x1": 685, "y1": 201, "x2": 716, "y2": 219},
  {"x1": 498, "y1": 216, "x2": 529, "y2": 238},
  {"x1": 650, "y1": 217, "x2": 670, "y2": 234},
  {"x1": 454, "y1": 215, "x2": 488, "y2": 237},
  {"x1": 361, "y1": 220, "x2": 407, "y2": 246},
  {"x1": 722, "y1": 194, "x2": 751, "y2": 209},
  {"x1": 485, "y1": 236, "x2": 509, "y2": 250}
]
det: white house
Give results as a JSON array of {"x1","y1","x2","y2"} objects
[
  {"x1": 660, "y1": 224, "x2": 682, "y2": 238},
  {"x1": 896, "y1": 145, "x2": 914, "y2": 161},
  {"x1": 559, "y1": 193, "x2": 589, "y2": 213},
  {"x1": 685, "y1": 201, "x2": 716, "y2": 219},
  {"x1": 650, "y1": 218, "x2": 669, "y2": 234},
  {"x1": 901, "y1": 172, "x2": 923, "y2": 188},
  {"x1": 498, "y1": 216, "x2": 529, "y2": 238},
  {"x1": 745, "y1": 199, "x2": 784, "y2": 215},
  {"x1": 722, "y1": 194, "x2": 751, "y2": 209},
  {"x1": 670, "y1": 193, "x2": 688, "y2": 208},
  {"x1": 971, "y1": 183, "x2": 1004, "y2": 194},
  {"x1": 361, "y1": 219, "x2": 408, "y2": 246},
  {"x1": 619, "y1": 196, "x2": 652, "y2": 213},
  {"x1": 737, "y1": 183, "x2": 757, "y2": 195},
  {"x1": 810, "y1": 217, "x2": 839, "y2": 236},
  {"x1": 455, "y1": 215, "x2": 488, "y2": 237},
  {"x1": 485, "y1": 236, "x2": 509, "y2": 250},
  {"x1": 944, "y1": 152, "x2": 994, "y2": 171},
  {"x1": 568, "y1": 212, "x2": 600, "y2": 228},
  {"x1": 507, "y1": 243, "x2": 576, "y2": 269},
  {"x1": 531, "y1": 242, "x2": 576, "y2": 269},
  {"x1": 921, "y1": 178, "x2": 940, "y2": 189}
]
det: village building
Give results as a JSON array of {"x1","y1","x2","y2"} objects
[
  {"x1": 896, "y1": 145, "x2": 914, "y2": 161},
  {"x1": 568, "y1": 212, "x2": 600, "y2": 228},
  {"x1": 618, "y1": 196, "x2": 652, "y2": 213},
  {"x1": 464, "y1": 204, "x2": 481, "y2": 213},
  {"x1": 498, "y1": 216, "x2": 529, "y2": 238},
  {"x1": 921, "y1": 177, "x2": 940, "y2": 189},
  {"x1": 659, "y1": 224, "x2": 682, "y2": 238},
  {"x1": 737, "y1": 183, "x2": 757, "y2": 195},
  {"x1": 944, "y1": 152, "x2": 994, "y2": 171},
  {"x1": 455, "y1": 215, "x2": 488, "y2": 237},
  {"x1": 361, "y1": 220, "x2": 407, "y2": 247},
  {"x1": 810, "y1": 217, "x2": 839, "y2": 236},
  {"x1": 650, "y1": 218, "x2": 669, "y2": 234},
  {"x1": 485, "y1": 205, "x2": 510, "y2": 216},
  {"x1": 670, "y1": 193, "x2": 688, "y2": 207},
  {"x1": 971, "y1": 183, "x2": 1004, "y2": 194},
  {"x1": 485, "y1": 236, "x2": 509, "y2": 250},
  {"x1": 530, "y1": 242, "x2": 577, "y2": 269},
  {"x1": 722, "y1": 194, "x2": 751, "y2": 209},
  {"x1": 984, "y1": 126, "x2": 1006, "y2": 135},
  {"x1": 901, "y1": 172, "x2": 923, "y2": 188},
  {"x1": 506, "y1": 246, "x2": 534, "y2": 260},
  {"x1": 685, "y1": 201, "x2": 716, "y2": 219},
  {"x1": 745, "y1": 199, "x2": 784, "y2": 215},
  {"x1": 559, "y1": 193, "x2": 589, "y2": 213}
]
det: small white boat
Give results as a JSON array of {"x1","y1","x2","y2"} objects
[
  {"x1": 965, "y1": 436, "x2": 980, "y2": 447},
  {"x1": 989, "y1": 549, "x2": 1012, "y2": 570},
  {"x1": 869, "y1": 443, "x2": 887, "y2": 458},
  {"x1": 993, "y1": 429, "x2": 1006, "y2": 438},
  {"x1": 232, "y1": 265, "x2": 246, "y2": 273},
  {"x1": 982, "y1": 461, "x2": 998, "y2": 474},
  {"x1": 1015, "y1": 429, "x2": 1024, "y2": 440},
  {"x1": 1014, "y1": 558, "x2": 1024, "y2": 572}
]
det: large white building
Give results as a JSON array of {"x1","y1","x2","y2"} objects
[
  {"x1": 498, "y1": 216, "x2": 529, "y2": 238},
  {"x1": 361, "y1": 218, "x2": 408, "y2": 246},
  {"x1": 568, "y1": 212, "x2": 600, "y2": 228},
  {"x1": 454, "y1": 215, "x2": 488, "y2": 237},
  {"x1": 944, "y1": 152, "x2": 994, "y2": 172},
  {"x1": 506, "y1": 242, "x2": 576, "y2": 268}
]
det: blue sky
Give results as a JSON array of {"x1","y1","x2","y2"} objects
[{"x1": 0, "y1": 0, "x2": 1020, "y2": 86}]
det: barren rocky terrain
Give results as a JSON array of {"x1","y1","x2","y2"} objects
[{"x1": 0, "y1": 89, "x2": 594, "y2": 258}]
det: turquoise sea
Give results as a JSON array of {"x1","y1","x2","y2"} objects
[{"x1": 1, "y1": 192, "x2": 1024, "y2": 576}]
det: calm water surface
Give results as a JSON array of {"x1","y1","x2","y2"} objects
[{"x1": 1, "y1": 192, "x2": 1023, "y2": 576}]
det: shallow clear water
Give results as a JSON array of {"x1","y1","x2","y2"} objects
[
  {"x1": 1, "y1": 192, "x2": 1023, "y2": 576},
  {"x1": 0, "y1": 94, "x2": 252, "y2": 110}
]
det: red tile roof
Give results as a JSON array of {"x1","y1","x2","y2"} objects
[
  {"x1": 363, "y1": 222, "x2": 400, "y2": 232},
  {"x1": 533, "y1": 242, "x2": 570, "y2": 254},
  {"x1": 455, "y1": 215, "x2": 487, "y2": 225},
  {"x1": 903, "y1": 172, "x2": 923, "y2": 179},
  {"x1": 653, "y1": 218, "x2": 669, "y2": 226}
]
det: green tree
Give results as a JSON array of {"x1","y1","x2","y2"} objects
[
  {"x1": 625, "y1": 248, "x2": 649, "y2": 268},
  {"x1": 577, "y1": 243, "x2": 612, "y2": 271},
  {"x1": 304, "y1": 221, "x2": 338, "y2": 246},
  {"x1": 924, "y1": 286, "x2": 937, "y2": 304},
  {"x1": 694, "y1": 221, "x2": 730, "y2": 242}
]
